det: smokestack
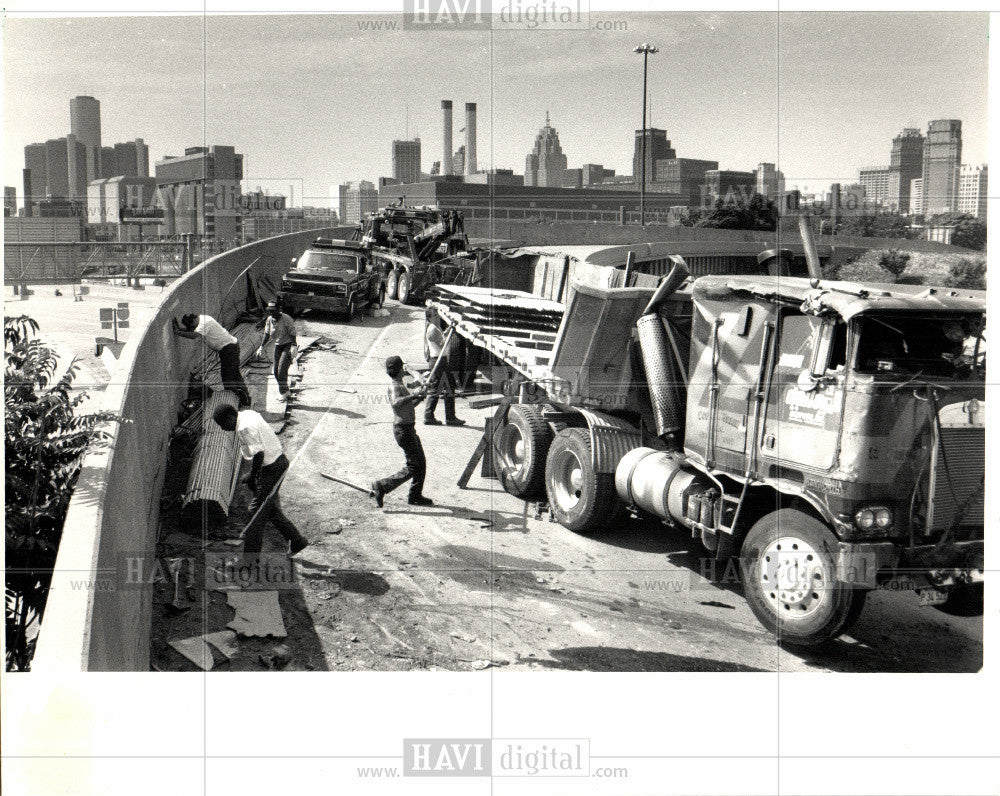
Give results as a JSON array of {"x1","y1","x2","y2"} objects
[
  {"x1": 465, "y1": 102, "x2": 477, "y2": 175},
  {"x1": 441, "y1": 101, "x2": 453, "y2": 176}
]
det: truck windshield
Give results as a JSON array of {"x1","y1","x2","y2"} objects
[
  {"x1": 854, "y1": 314, "x2": 985, "y2": 379},
  {"x1": 298, "y1": 251, "x2": 358, "y2": 272}
]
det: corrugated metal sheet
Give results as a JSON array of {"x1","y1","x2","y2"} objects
[
  {"x1": 182, "y1": 390, "x2": 241, "y2": 516},
  {"x1": 575, "y1": 407, "x2": 643, "y2": 474}
]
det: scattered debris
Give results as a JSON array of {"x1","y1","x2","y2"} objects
[
  {"x1": 320, "y1": 472, "x2": 370, "y2": 493},
  {"x1": 450, "y1": 632, "x2": 477, "y2": 643},
  {"x1": 259, "y1": 645, "x2": 293, "y2": 670},
  {"x1": 336, "y1": 388, "x2": 357, "y2": 394},
  {"x1": 699, "y1": 600, "x2": 736, "y2": 610},
  {"x1": 469, "y1": 659, "x2": 492, "y2": 670},
  {"x1": 202, "y1": 630, "x2": 239, "y2": 660},
  {"x1": 226, "y1": 591, "x2": 287, "y2": 638},
  {"x1": 168, "y1": 636, "x2": 216, "y2": 671}
]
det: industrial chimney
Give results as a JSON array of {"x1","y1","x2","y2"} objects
[
  {"x1": 441, "y1": 100, "x2": 453, "y2": 177},
  {"x1": 465, "y1": 102, "x2": 477, "y2": 175}
]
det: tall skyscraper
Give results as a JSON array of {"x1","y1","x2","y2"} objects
[
  {"x1": 66, "y1": 134, "x2": 88, "y2": 200},
  {"x1": 70, "y1": 95, "x2": 102, "y2": 183},
  {"x1": 392, "y1": 138, "x2": 422, "y2": 185},
  {"x1": 958, "y1": 164, "x2": 987, "y2": 219},
  {"x1": 453, "y1": 145, "x2": 466, "y2": 176},
  {"x1": 632, "y1": 128, "x2": 675, "y2": 183},
  {"x1": 44, "y1": 138, "x2": 70, "y2": 199},
  {"x1": 888, "y1": 128, "x2": 924, "y2": 213},
  {"x1": 524, "y1": 113, "x2": 568, "y2": 188},
  {"x1": 921, "y1": 119, "x2": 962, "y2": 216},
  {"x1": 135, "y1": 138, "x2": 150, "y2": 177},
  {"x1": 23, "y1": 143, "x2": 48, "y2": 205}
]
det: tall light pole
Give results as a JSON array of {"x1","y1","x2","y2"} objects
[{"x1": 634, "y1": 43, "x2": 658, "y2": 226}]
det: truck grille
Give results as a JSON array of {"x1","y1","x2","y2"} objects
[{"x1": 930, "y1": 427, "x2": 984, "y2": 531}]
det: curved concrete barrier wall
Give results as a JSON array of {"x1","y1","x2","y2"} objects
[{"x1": 33, "y1": 227, "x2": 353, "y2": 671}]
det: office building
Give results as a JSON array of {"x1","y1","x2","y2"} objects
[
  {"x1": 44, "y1": 138, "x2": 70, "y2": 200},
  {"x1": 581, "y1": 163, "x2": 615, "y2": 186},
  {"x1": 909, "y1": 178, "x2": 923, "y2": 216},
  {"x1": 87, "y1": 176, "x2": 162, "y2": 238},
  {"x1": 341, "y1": 181, "x2": 378, "y2": 224},
  {"x1": 70, "y1": 95, "x2": 101, "y2": 183},
  {"x1": 392, "y1": 138, "x2": 422, "y2": 185},
  {"x1": 100, "y1": 146, "x2": 116, "y2": 178},
  {"x1": 633, "y1": 128, "x2": 675, "y2": 183},
  {"x1": 921, "y1": 119, "x2": 962, "y2": 216},
  {"x1": 703, "y1": 170, "x2": 756, "y2": 207},
  {"x1": 755, "y1": 162, "x2": 785, "y2": 200},
  {"x1": 4, "y1": 187, "x2": 16, "y2": 217},
  {"x1": 958, "y1": 164, "x2": 987, "y2": 219},
  {"x1": 453, "y1": 145, "x2": 466, "y2": 177},
  {"x1": 336, "y1": 184, "x2": 350, "y2": 227},
  {"x1": 155, "y1": 145, "x2": 244, "y2": 245},
  {"x1": 464, "y1": 169, "x2": 524, "y2": 187},
  {"x1": 67, "y1": 134, "x2": 87, "y2": 200},
  {"x1": 562, "y1": 168, "x2": 582, "y2": 189},
  {"x1": 888, "y1": 128, "x2": 924, "y2": 213},
  {"x1": 524, "y1": 113, "x2": 568, "y2": 188},
  {"x1": 858, "y1": 166, "x2": 891, "y2": 207},
  {"x1": 23, "y1": 143, "x2": 48, "y2": 207},
  {"x1": 657, "y1": 158, "x2": 719, "y2": 206}
]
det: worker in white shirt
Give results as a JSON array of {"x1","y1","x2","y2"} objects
[
  {"x1": 256, "y1": 302, "x2": 297, "y2": 401},
  {"x1": 174, "y1": 313, "x2": 251, "y2": 407},
  {"x1": 213, "y1": 404, "x2": 308, "y2": 558},
  {"x1": 423, "y1": 307, "x2": 465, "y2": 426}
]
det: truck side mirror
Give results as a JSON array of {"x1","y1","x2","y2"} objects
[{"x1": 290, "y1": 257, "x2": 298, "y2": 266}]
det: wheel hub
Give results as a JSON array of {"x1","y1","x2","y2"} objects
[
  {"x1": 551, "y1": 450, "x2": 584, "y2": 511},
  {"x1": 759, "y1": 536, "x2": 827, "y2": 617},
  {"x1": 499, "y1": 426, "x2": 526, "y2": 477}
]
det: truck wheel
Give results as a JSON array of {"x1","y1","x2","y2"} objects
[
  {"x1": 545, "y1": 428, "x2": 619, "y2": 534},
  {"x1": 494, "y1": 405, "x2": 553, "y2": 498},
  {"x1": 739, "y1": 509, "x2": 866, "y2": 646},
  {"x1": 386, "y1": 270, "x2": 399, "y2": 300},
  {"x1": 397, "y1": 271, "x2": 411, "y2": 304},
  {"x1": 934, "y1": 582, "x2": 983, "y2": 617},
  {"x1": 345, "y1": 296, "x2": 357, "y2": 321}
]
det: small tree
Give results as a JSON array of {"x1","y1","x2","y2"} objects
[
  {"x1": 878, "y1": 249, "x2": 911, "y2": 279},
  {"x1": 5, "y1": 315, "x2": 116, "y2": 670}
]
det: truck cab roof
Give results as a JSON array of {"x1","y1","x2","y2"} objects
[{"x1": 692, "y1": 275, "x2": 986, "y2": 320}]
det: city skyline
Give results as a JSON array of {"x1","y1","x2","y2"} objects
[{"x1": 3, "y1": 12, "x2": 989, "y2": 206}]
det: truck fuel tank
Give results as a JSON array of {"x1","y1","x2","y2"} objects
[{"x1": 615, "y1": 447, "x2": 716, "y2": 527}]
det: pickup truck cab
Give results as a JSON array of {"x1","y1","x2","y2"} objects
[{"x1": 279, "y1": 238, "x2": 385, "y2": 320}]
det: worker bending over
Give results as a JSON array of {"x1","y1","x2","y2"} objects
[
  {"x1": 174, "y1": 313, "x2": 251, "y2": 407},
  {"x1": 213, "y1": 404, "x2": 309, "y2": 559}
]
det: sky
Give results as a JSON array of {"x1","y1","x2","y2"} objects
[{"x1": 2, "y1": 11, "x2": 989, "y2": 207}]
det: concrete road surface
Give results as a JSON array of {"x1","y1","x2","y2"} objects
[{"x1": 152, "y1": 299, "x2": 983, "y2": 673}]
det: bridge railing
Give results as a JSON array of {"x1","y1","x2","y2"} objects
[{"x1": 32, "y1": 226, "x2": 352, "y2": 671}]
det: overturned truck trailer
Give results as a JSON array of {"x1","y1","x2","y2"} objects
[{"x1": 429, "y1": 264, "x2": 986, "y2": 646}]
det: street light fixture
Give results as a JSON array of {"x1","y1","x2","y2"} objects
[{"x1": 634, "y1": 43, "x2": 659, "y2": 227}]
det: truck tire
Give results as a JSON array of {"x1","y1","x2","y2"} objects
[
  {"x1": 933, "y1": 582, "x2": 983, "y2": 617},
  {"x1": 345, "y1": 295, "x2": 357, "y2": 321},
  {"x1": 386, "y1": 270, "x2": 399, "y2": 300},
  {"x1": 545, "y1": 428, "x2": 619, "y2": 534},
  {"x1": 397, "y1": 271, "x2": 411, "y2": 304},
  {"x1": 494, "y1": 405, "x2": 553, "y2": 498},
  {"x1": 739, "y1": 509, "x2": 866, "y2": 646}
]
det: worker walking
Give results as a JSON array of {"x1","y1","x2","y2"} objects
[
  {"x1": 256, "y1": 302, "x2": 297, "y2": 401},
  {"x1": 371, "y1": 356, "x2": 433, "y2": 508},
  {"x1": 213, "y1": 404, "x2": 309, "y2": 558},
  {"x1": 423, "y1": 307, "x2": 465, "y2": 426},
  {"x1": 174, "y1": 313, "x2": 251, "y2": 407}
]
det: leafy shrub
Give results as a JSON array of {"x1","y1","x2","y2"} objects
[
  {"x1": 944, "y1": 257, "x2": 986, "y2": 290},
  {"x1": 5, "y1": 315, "x2": 116, "y2": 670}
]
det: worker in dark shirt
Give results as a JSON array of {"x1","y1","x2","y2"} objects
[
  {"x1": 256, "y1": 302, "x2": 297, "y2": 400},
  {"x1": 371, "y1": 356, "x2": 433, "y2": 507}
]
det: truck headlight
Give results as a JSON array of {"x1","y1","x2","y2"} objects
[{"x1": 855, "y1": 506, "x2": 892, "y2": 531}]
